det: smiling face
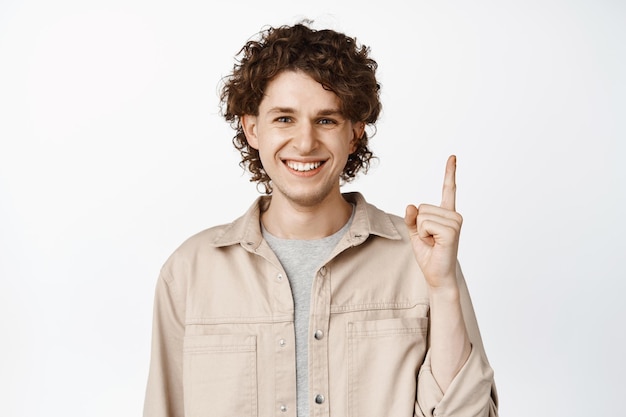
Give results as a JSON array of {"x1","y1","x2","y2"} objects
[{"x1": 242, "y1": 70, "x2": 365, "y2": 209}]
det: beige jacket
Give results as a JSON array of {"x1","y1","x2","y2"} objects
[{"x1": 143, "y1": 192, "x2": 498, "y2": 417}]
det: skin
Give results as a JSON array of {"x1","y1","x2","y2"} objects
[
  {"x1": 242, "y1": 70, "x2": 364, "y2": 239},
  {"x1": 243, "y1": 70, "x2": 469, "y2": 392},
  {"x1": 405, "y1": 155, "x2": 472, "y2": 392}
]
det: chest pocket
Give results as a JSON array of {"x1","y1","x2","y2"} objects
[
  {"x1": 347, "y1": 317, "x2": 428, "y2": 417},
  {"x1": 183, "y1": 334, "x2": 257, "y2": 417}
]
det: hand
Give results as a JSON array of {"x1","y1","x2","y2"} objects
[{"x1": 404, "y1": 155, "x2": 463, "y2": 290}]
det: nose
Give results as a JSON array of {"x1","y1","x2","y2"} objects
[{"x1": 292, "y1": 121, "x2": 318, "y2": 154}]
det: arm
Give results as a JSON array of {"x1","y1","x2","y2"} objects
[
  {"x1": 405, "y1": 156, "x2": 498, "y2": 416},
  {"x1": 427, "y1": 279, "x2": 471, "y2": 392},
  {"x1": 405, "y1": 155, "x2": 469, "y2": 392},
  {"x1": 143, "y1": 269, "x2": 185, "y2": 417},
  {"x1": 415, "y1": 263, "x2": 498, "y2": 417}
]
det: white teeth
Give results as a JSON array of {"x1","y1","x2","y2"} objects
[{"x1": 286, "y1": 161, "x2": 322, "y2": 172}]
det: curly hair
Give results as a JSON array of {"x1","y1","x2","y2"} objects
[{"x1": 219, "y1": 21, "x2": 382, "y2": 193}]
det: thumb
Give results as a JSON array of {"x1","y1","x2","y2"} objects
[{"x1": 404, "y1": 204, "x2": 418, "y2": 234}]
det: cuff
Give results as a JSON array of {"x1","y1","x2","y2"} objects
[{"x1": 417, "y1": 344, "x2": 497, "y2": 417}]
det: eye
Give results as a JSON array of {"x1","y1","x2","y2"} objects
[
  {"x1": 276, "y1": 116, "x2": 292, "y2": 123},
  {"x1": 318, "y1": 118, "x2": 336, "y2": 125}
]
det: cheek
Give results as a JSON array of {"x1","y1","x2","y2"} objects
[
  {"x1": 256, "y1": 146, "x2": 272, "y2": 164},
  {"x1": 255, "y1": 136, "x2": 282, "y2": 165}
]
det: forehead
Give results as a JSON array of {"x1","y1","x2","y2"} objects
[{"x1": 259, "y1": 70, "x2": 342, "y2": 111}]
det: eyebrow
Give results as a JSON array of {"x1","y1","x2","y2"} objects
[
  {"x1": 267, "y1": 107, "x2": 296, "y2": 114},
  {"x1": 317, "y1": 109, "x2": 343, "y2": 117},
  {"x1": 267, "y1": 107, "x2": 344, "y2": 117}
]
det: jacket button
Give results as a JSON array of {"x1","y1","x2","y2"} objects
[
  {"x1": 277, "y1": 273, "x2": 283, "y2": 281},
  {"x1": 314, "y1": 329, "x2": 324, "y2": 340},
  {"x1": 314, "y1": 394, "x2": 325, "y2": 404},
  {"x1": 279, "y1": 338, "x2": 286, "y2": 347},
  {"x1": 280, "y1": 404, "x2": 287, "y2": 412}
]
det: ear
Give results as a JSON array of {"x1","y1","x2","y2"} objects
[
  {"x1": 350, "y1": 122, "x2": 366, "y2": 153},
  {"x1": 241, "y1": 114, "x2": 259, "y2": 150}
]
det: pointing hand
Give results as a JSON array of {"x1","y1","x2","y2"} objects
[{"x1": 404, "y1": 155, "x2": 463, "y2": 290}]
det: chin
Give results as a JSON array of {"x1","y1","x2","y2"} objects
[{"x1": 280, "y1": 187, "x2": 334, "y2": 208}]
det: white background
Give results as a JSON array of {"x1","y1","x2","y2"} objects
[{"x1": 1, "y1": 0, "x2": 624, "y2": 415}]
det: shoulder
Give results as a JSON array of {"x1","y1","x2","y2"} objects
[
  {"x1": 157, "y1": 223, "x2": 231, "y2": 280},
  {"x1": 160, "y1": 197, "x2": 265, "y2": 276},
  {"x1": 173, "y1": 222, "x2": 233, "y2": 255}
]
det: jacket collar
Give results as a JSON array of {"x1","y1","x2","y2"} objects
[{"x1": 211, "y1": 192, "x2": 402, "y2": 249}]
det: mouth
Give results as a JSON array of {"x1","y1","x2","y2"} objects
[{"x1": 284, "y1": 160, "x2": 325, "y2": 173}]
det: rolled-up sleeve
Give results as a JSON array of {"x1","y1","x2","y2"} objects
[
  {"x1": 417, "y1": 346, "x2": 497, "y2": 417},
  {"x1": 416, "y1": 263, "x2": 498, "y2": 417}
]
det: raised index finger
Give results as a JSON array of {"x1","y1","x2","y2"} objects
[{"x1": 440, "y1": 155, "x2": 457, "y2": 211}]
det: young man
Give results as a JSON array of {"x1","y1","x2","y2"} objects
[{"x1": 143, "y1": 22, "x2": 498, "y2": 417}]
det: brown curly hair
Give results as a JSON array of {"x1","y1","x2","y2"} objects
[{"x1": 219, "y1": 21, "x2": 382, "y2": 193}]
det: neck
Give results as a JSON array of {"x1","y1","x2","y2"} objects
[{"x1": 261, "y1": 192, "x2": 353, "y2": 240}]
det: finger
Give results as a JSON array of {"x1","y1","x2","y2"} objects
[
  {"x1": 416, "y1": 203, "x2": 462, "y2": 222},
  {"x1": 417, "y1": 219, "x2": 457, "y2": 240},
  {"x1": 404, "y1": 204, "x2": 419, "y2": 233},
  {"x1": 416, "y1": 212, "x2": 462, "y2": 232},
  {"x1": 440, "y1": 155, "x2": 457, "y2": 211}
]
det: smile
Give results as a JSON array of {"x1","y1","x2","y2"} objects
[{"x1": 285, "y1": 160, "x2": 324, "y2": 172}]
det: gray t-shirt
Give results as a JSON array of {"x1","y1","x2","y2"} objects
[{"x1": 262, "y1": 208, "x2": 354, "y2": 416}]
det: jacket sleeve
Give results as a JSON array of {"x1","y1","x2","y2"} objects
[
  {"x1": 415, "y1": 263, "x2": 499, "y2": 417},
  {"x1": 143, "y1": 268, "x2": 186, "y2": 417}
]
